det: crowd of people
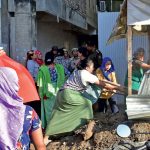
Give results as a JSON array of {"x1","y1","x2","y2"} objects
[{"x1": 1, "y1": 42, "x2": 150, "y2": 149}]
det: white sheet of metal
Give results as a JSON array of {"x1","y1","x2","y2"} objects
[
  {"x1": 98, "y1": 12, "x2": 149, "y2": 104},
  {"x1": 126, "y1": 95, "x2": 150, "y2": 119},
  {"x1": 138, "y1": 70, "x2": 150, "y2": 95},
  {"x1": 128, "y1": 0, "x2": 150, "y2": 25}
]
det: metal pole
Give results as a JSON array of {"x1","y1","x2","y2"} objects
[
  {"x1": 127, "y1": 25, "x2": 133, "y2": 95},
  {"x1": 111, "y1": 0, "x2": 113, "y2": 11}
]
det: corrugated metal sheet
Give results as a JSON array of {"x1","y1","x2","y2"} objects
[
  {"x1": 126, "y1": 95, "x2": 150, "y2": 119},
  {"x1": 126, "y1": 71, "x2": 150, "y2": 119},
  {"x1": 98, "y1": 12, "x2": 150, "y2": 104},
  {"x1": 138, "y1": 70, "x2": 150, "y2": 95}
]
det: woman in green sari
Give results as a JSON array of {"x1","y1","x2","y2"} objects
[
  {"x1": 44, "y1": 59, "x2": 122, "y2": 144},
  {"x1": 37, "y1": 54, "x2": 65, "y2": 129}
]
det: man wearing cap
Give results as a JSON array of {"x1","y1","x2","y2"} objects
[{"x1": 45, "y1": 46, "x2": 58, "y2": 61}]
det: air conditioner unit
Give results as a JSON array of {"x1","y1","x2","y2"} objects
[{"x1": 99, "y1": 1, "x2": 106, "y2": 12}]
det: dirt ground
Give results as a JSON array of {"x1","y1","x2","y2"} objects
[{"x1": 30, "y1": 105, "x2": 150, "y2": 150}]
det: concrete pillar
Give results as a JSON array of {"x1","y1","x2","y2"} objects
[
  {"x1": 1, "y1": 0, "x2": 9, "y2": 53},
  {"x1": 10, "y1": 0, "x2": 36, "y2": 64}
]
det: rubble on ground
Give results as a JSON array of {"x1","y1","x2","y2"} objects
[{"x1": 31, "y1": 105, "x2": 150, "y2": 150}]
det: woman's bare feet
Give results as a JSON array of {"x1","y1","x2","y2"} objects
[{"x1": 44, "y1": 136, "x2": 52, "y2": 146}]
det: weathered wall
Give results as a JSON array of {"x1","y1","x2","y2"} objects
[
  {"x1": 37, "y1": 20, "x2": 78, "y2": 56},
  {"x1": 86, "y1": 0, "x2": 97, "y2": 28},
  {"x1": 1, "y1": 0, "x2": 9, "y2": 53},
  {"x1": 0, "y1": 0, "x2": 97, "y2": 64},
  {"x1": 36, "y1": 0, "x2": 87, "y2": 29},
  {"x1": 36, "y1": 0, "x2": 97, "y2": 30}
]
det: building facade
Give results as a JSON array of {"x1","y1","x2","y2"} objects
[{"x1": 0, "y1": 0, "x2": 97, "y2": 64}]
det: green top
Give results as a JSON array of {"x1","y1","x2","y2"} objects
[
  {"x1": 125, "y1": 62, "x2": 144, "y2": 91},
  {"x1": 37, "y1": 64, "x2": 65, "y2": 98},
  {"x1": 132, "y1": 67, "x2": 143, "y2": 90}
]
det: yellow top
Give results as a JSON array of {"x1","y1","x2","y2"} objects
[{"x1": 96, "y1": 68, "x2": 117, "y2": 99}]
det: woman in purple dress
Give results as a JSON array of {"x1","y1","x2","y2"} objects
[{"x1": 0, "y1": 67, "x2": 46, "y2": 150}]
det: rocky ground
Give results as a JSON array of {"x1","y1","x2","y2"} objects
[{"x1": 30, "y1": 105, "x2": 150, "y2": 150}]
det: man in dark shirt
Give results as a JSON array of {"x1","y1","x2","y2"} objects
[
  {"x1": 86, "y1": 41, "x2": 103, "y2": 70},
  {"x1": 86, "y1": 41, "x2": 103, "y2": 111},
  {"x1": 45, "y1": 46, "x2": 58, "y2": 61}
]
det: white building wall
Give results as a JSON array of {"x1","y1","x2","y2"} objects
[
  {"x1": 98, "y1": 12, "x2": 149, "y2": 104},
  {"x1": 37, "y1": 21, "x2": 78, "y2": 56}
]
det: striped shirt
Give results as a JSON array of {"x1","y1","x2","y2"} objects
[{"x1": 62, "y1": 69, "x2": 99, "y2": 92}]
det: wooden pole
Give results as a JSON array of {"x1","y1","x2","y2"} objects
[
  {"x1": 127, "y1": 25, "x2": 132, "y2": 95},
  {"x1": 148, "y1": 26, "x2": 150, "y2": 64}
]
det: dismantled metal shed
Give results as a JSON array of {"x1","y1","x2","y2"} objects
[
  {"x1": 126, "y1": 71, "x2": 150, "y2": 119},
  {"x1": 138, "y1": 70, "x2": 150, "y2": 95},
  {"x1": 106, "y1": 0, "x2": 150, "y2": 119}
]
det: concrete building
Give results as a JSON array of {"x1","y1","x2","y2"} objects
[{"x1": 0, "y1": 0, "x2": 97, "y2": 64}]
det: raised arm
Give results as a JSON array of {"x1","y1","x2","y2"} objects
[
  {"x1": 31, "y1": 127, "x2": 46, "y2": 150},
  {"x1": 141, "y1": 62, "x2": 150, "y2": 70},
  {"x1": 30, "y1": 108, "x2": 46, "y2": 150},
  {"x1": 94, "y1": 79, "x2": 125, "y2": 93}
]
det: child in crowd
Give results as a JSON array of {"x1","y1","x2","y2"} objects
[{"x1": 96, "y1": 57, "x2": 119, "y2": 114}]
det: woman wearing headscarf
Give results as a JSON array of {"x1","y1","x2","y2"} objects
[
  {"x1": 37, "y1": 54, "x2": 65, "y2": 130},
  {"x1": 0, "y1": 67, "x2": 46, "y2": 150},
  {"x1": 34, "y1": 50, "x2": 44, "y2": 66},
  {"x1": 96, "y1": 57, "x2": 119, "y2": 114}
]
